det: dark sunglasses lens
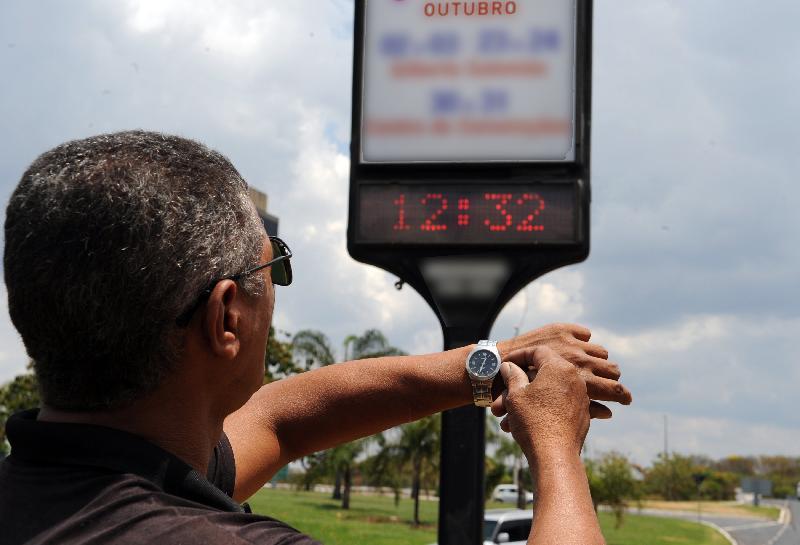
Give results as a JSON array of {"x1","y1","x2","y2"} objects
[{"x1": 270, "y1": 239, "x2": 292, "y2": 286}]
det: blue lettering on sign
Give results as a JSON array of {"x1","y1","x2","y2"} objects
[
  {"x1": 529, "y1": 29, "x2": 559, "y2": 51},
  {"x1": 427, "y1": 32, "x2": 460, "y2": 55},
  {"x1": 380, "y1": 29, "x2": 559, "y2": 58},
  {"x1": 481, "y1": 89, "x2": 508, "y2": 113},
  {"x1": 432, "y1": 90, "x2": 461, "y2": 114},
  {"x1": 477, "y1": 28, "x2": 560, "y2": 54},
  {"x1": 431, "y1": 89, "x2": 510, "y2": 115},
  {"x1": 380, "y1": 33, "x2": 410, "y2": 57},
  {"x1": 478, "y1": 29, "x2": 511, "y2": 54}
]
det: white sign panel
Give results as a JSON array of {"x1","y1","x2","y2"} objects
[{"x1": 361, "y1": 0, "x2": 578, "y2": 163}]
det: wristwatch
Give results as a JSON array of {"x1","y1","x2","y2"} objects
[{"x1": 466, "y1": 340, "x2": 501, "y2": 407}]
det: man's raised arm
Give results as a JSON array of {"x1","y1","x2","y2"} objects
[
  {"x1": 492, "y1": 348, "x2": 607, "y2": 545},
  {"x1": 223, "y1": 323, "x2": 631, "y2": 501}
]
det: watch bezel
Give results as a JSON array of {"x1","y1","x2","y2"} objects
[{"x1": 465, "y1": 345, "x2": 501, "y2": 381}]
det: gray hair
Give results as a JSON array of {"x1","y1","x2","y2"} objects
[{"x1": 4, "y1": 131, "x2": 266, "y2": 410}]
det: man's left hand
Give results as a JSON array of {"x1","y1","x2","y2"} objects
[{"x1": 496, "y1": 323, "x2": 632, "y2": 419}]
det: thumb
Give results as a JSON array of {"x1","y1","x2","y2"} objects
[{"x1": 499, "y1": 361, "x2": 529, "y2": 393}]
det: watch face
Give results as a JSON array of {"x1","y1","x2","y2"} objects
[{"x1": 468, "y1": 349, "x2": 499, "y2": 378}]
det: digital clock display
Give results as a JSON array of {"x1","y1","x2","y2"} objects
[{"x1": 356, "y1": 184, "x2": 578, "y2": 244}]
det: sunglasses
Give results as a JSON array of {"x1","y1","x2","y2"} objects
[
  {"x1": 231, "y1": 236, "x2": 293, "y2": 287},
  {"x1": 175, "y1": 236, "x2": 292, "y2": 327}
]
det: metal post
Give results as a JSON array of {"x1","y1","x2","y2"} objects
[{"x1": 438, "y1": 325, "x2": 489, "y2": 545}]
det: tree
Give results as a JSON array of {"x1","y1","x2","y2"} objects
[
  {"x1": 370, "y1": 415, "x2": 440, "y2": 526},
  {"x1": 364, "y1": 435, "x2": 406, "y2": 507},
  {"x1": 399, "y1": 416, "x2": 440, "y2": 526},
  {"x1": 484, "y1": 456, "x2": 508, "y2": 504},
  {"x1": 264, "y1": 327, "x2": 302, "y2": 381},
  {"x1": 495, "y1": 434, "x2": 530, "y2": 509},
  {"x1": 698, "y1": 470, "x2": 737, "y2": 500},
  {"x1": 714, "y1": 455, "x2": 756, "y2": 476},
  {"x1": 291, "y1": 328, "x2": 405, "y2": 509},
  {"x1": 645, "y1": 453, "x2": 698, "y2": 501},
  {"x1": 758, "y1": 456, "x2": 800, "y2": 498},
  {"x1": 0, "y1": 364, "x2": 40, "y2": 456},
  {"x1": 586, "y1": 452, "x2": 639, "y2": 528},
  {"x1": 484, "y1": 415, "x2": 511, "y2": 501}
]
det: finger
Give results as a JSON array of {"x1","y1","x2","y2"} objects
[
  {"x1": 566, "y1": 323, "x2": 592, "y2": 342},
  {"x1": 579, "y1": 355, "x2": 621, "y2": 380},
  {"x1": 500, "y1": 416, "x2": 510, "y2": 433},
  {"x1": 499, "y1": 361, "x2": 530, "y2": 393},
  {"x1": 503, "y1": 347, "x2": 537, "y2": 371},
  {"x1": 578, "y1": 341, "x2": 609, "y2": 360},
  {"x1": 585, "y1": 375, "x2": 633, "y2": 405},
  {"x1": 491, "y1": 391, "x2": 508, "y2": 417},
  {"x1": 589, "y1": 401, "x2": 612, "y2": 419}
]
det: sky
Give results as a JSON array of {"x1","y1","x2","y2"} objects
[{"x1": 0, "y1": 0, "x2": 798, "y2": 466}]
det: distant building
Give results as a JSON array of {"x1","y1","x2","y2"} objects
[{"x1": 248, "y1": 187, "x2": 279, "y2": 236}]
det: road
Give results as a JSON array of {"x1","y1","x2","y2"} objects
[{"x1": 632, "y1": 499, "x2": 799, "y2": 545}]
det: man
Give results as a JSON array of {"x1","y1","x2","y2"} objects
[{"x1": 0, "y1": 131, "x2": 631, "y2": 545}]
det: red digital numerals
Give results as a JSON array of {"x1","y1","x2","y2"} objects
[
  {"x1": 420, "y1": 194, "x2": 448, "y2": 231},
  {"x1": 515, "y1": 193, "x2": 545, "y2": 232},
  {"x1": 482, "y1": 192, "x2": 545, "y2": 232},
  {"x1": 392, "y1": 194, "x2": 411, "y2": 231},
  {"x1": 392, "y1": 192, "x2": 545, "y2": 234}
]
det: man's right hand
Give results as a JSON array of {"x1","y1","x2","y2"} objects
[{"x1": 491, "y1": 346, "x2": 592, "y2": 465}]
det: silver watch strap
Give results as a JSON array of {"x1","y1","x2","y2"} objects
[{"x1": 471, "y1": 380, "x2": 493, "y2": 407}]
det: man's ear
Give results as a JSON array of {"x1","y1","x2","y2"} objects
[{"x1": 203, "y1": 279, "x2": 241, "y2": 360}]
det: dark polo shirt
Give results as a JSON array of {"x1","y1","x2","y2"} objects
[{"x1": 0, "y1": 410, "x2": 320, "y2": 545}]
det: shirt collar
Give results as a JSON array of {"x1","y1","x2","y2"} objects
[{"x1": 6, "y1": 409, "x2": 244, "y2": 513}]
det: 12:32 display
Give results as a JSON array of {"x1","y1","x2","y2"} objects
[{"x1": 356, "y1": 184, "x2": 578, "y2": 245}]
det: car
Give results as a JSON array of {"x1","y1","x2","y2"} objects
[
  {"x1": 429, "y1": 508, "x2": 533, "y2": 545},
  {"x1": 492, "y1": 484, "x2": 534, "y2": 504},
  {"x1": 483, "y1": 509, "x2": 533, "y2": 544}
]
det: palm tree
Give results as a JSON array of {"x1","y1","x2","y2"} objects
[
  {"x1": 291, "y1": 328, "x2": 406, "y2": 509},
  {"x1": 487, "y1": 414, "x2": 530, "y2": 509},
  {"x1": 399, "y1": 416, "x2": 440, "y2": 526},
  {"x1": 370, "y1": 416, "x2": 440, "y2": 526}
]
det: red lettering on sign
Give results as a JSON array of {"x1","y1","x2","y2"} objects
[
  {"x1": 483, "y1": 193, "x2": 513, "y2": 232},
  {"x1": 514, "y1": 193, "x2": 545, "y2": 232},
  {"x1": 393, "y1": 194, "x2": 411, "y2": 231},
  {"x1": 420, "y1": 194, "x2": 449, "y2": 232},
  {"x1": 423, "y1": 1, "x2": 517, "y2": 17}
]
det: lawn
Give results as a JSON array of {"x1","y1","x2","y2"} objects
[
  {"x1": 639, "y1": 499, "x2": 780, "y2": 520},
  {"x1": 248, "y1": 488, "x2": 729, "y2": 545}
]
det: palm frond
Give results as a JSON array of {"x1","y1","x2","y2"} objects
[{"x1": 292, "y1": 329, "x2": 337, "y2": 366}]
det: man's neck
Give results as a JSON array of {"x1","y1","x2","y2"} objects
[{"x1": 37, "y1": 385, "x2": 223, "y2": 475}]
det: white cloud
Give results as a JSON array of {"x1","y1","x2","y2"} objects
[
  {"x1": 594, "y1": 315, "x2": 729, "y2": 361},
  {"x1": 492, "y1": 268, "x2": 585, "y2": 339}
]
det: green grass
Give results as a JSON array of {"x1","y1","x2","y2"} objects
[
  {"x1": 248, "y1": 488, "x2": 729, "y2": 545},
  {"x1": 640, "y1": 499, "x2": 780, "y2": 520},
  {"x1": 248, "y1": 488, "x2": 437, "y2": 545},
  {"x1": 599, "y1": 513, "x2": 729, "y2": 545},
  {"x1": 739, "y1": 504, "x2": 781, "y2": 519}
]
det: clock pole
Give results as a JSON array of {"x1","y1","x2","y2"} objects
[{"x1": 439, "y1": 324, "x2": 490, "y2": 545}]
